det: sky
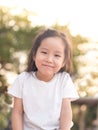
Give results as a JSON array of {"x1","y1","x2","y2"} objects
[{"x1": 0, "y1": 0, "x2": 98, "y2": 41}]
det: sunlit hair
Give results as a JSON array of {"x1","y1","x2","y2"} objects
[{"x1": 26, "y1": 28, "x2": 73, "y2": 74}]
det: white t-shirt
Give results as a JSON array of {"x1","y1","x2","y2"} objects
[{"x1": 8, "y1": 71, "x2": 79, "y2": 130}]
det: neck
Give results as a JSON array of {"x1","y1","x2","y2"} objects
[{"x1": 35, "y1": 71, "x2": 54, "y2": 82}]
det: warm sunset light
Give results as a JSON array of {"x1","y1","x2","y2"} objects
[
  {"x1": 0, "y1": 1, "x2": 98, "y2": 129},
  {"x1": 0, "y1": 0, "x2": 98, "y2": 41}
]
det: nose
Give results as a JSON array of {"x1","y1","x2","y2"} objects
[{"x1": 46, "y1": 55, "x2": 53, "y2": 62}]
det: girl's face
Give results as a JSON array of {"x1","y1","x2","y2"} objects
[{"x1": 34, "y1": 37, "x2": 65, "y2": 82}]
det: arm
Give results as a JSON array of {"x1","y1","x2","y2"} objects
[
  {"x1": 60, "y1": 98, "x2": 72, "y2": 130},
  {"x1": 11, "y1": 97, "x2": 23, "y2": 130}
]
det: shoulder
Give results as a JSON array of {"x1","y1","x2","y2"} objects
[
  {"x1": 53, "y1": 72, "x2": 71, "y2": 85},
  {"x1": 16, "y1": 71, "x2": 32, "y2": 82},
  {"x1": 18, "y1": 71, "x2": 30, "y2": 77},
  {"x1": 56, "y1": 72, "x2": 70, "y2": 79}
]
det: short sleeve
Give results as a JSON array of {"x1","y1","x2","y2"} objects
[
  {"x1": 62, "y1": 74, "x2": 79, "y2": 101},
  {"x1": 8, "y1": 73, "x2": 24, "y2": 98}
]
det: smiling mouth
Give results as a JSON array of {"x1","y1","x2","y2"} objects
[{"x1": 42, "y1": 64, "x2": 54, "y2": 68}]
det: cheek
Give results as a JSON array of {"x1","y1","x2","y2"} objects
[
  {"x1": 34, "y1": 59, "x2": 40, "y2": 69},
  {"x1": 34, "y1": 55, "x2": 43, "y2": 66},
  {"x1": 36, "y1": 55, "x2": 43, "y2": 62},
  {"x1": 59, "y1": 60, "x2": 65, "y2": 69},
  {"x1": 55, "y1": 60, "x2": 64, "y2": 68},
  {"x1": 61, "y1": 56, "x2": 65, "y2": 66}
]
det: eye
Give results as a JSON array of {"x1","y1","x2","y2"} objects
[
  {"x1": 41, "y1": 51, "x2": 47, "y2": 54},
  {"x1": 55, "y1": 54, "x2": 61, "y2": 57}
]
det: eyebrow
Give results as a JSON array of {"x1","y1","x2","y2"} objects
[
  {"x1": 40, "y1": 48, "x2": 48, "y2": 50},
  {"x1": 40, "y1": 47, "x2": 63, "y2": 54},
  {"x1": 55, "y1": 51, "x2": 63, "y2": 54}
]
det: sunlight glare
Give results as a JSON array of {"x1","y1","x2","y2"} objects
[{"x1": 0, "y1": 0, "x2": 98, "y2": 41}]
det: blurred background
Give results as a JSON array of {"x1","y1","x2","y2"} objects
[{"x1": 0, "y1": 0, "x2": 98, "y2": 130}]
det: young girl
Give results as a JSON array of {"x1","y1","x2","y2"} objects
[{"x1": 8, "y1": 29, "x2": 79, "y2": 130}]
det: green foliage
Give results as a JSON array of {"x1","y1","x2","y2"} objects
[
  {"x1": 0, "y1": 94, "x2": 11, "y2": 129},
  {"x1": 72, "y1": 35, "x2": 88, "y2": 74},
  {"x1": 0, "y1": 6, "x2": 96, "y2": 130},
  {"x1": 85, "y1": 106, "x2": 97, "y2": 127},
  {"x1": 0, "y1": 6, "x2": 45, "y2": 129}
]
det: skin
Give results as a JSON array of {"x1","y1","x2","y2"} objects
[
  {"x1": 60, "y1": 99, "x2": 72, "y2": 130},
  {"x1": 11, "y1": 97, "x2": 23, "y2": 130},
  {"x1": 34, "y1": 37, "x2": 65, "y2": 82},
  {"x1": 11, "y1": 37, "x2": 72, "y2": 130},
  {"x1": 34, "y1": 37, "x2": 72, "y2": 129}
]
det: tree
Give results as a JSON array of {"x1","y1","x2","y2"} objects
[
  {"x1": 0, "y1": 6, "x2": 45, "y2": 129},
  {"x1": 74, "y1": 42, "x2": 98, "y2": 97}
]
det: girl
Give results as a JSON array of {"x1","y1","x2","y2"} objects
[{"x1": 8, "y1": 29, "x2": 79, "y2": 130}]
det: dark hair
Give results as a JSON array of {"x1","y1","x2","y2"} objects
[{"x1": 26, "y1": 28, "x2": 73, "y2": 74}]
